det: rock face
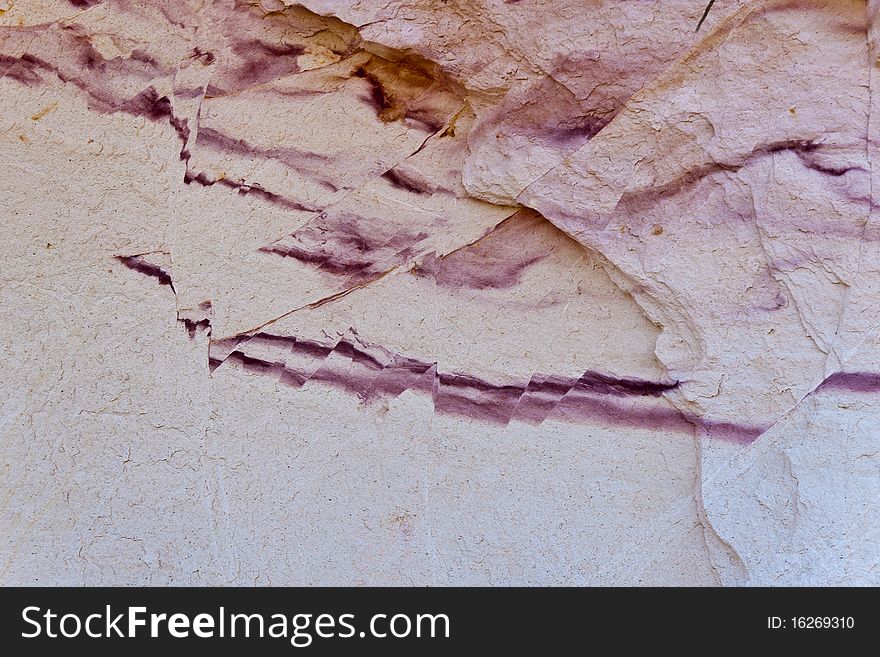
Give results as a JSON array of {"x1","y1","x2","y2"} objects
[{"x1": 0, "y1": 0, "x2": 877, "y2": 585}]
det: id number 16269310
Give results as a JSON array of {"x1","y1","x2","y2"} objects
[{"x1": 768, "y1": 617, "x2": 855, "y2": 630}]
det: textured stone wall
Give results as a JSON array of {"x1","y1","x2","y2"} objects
[{"x1": 1, "y1": 0, "x2": 877, "y2": 585}]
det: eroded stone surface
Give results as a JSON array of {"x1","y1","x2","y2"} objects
[{"x1": 0, "y1": 0, "x2": 877, "y2": 585}]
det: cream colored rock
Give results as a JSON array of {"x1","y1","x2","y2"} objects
[{"x1": 0, "y1": 0, "x2": 877, "y2": 586}]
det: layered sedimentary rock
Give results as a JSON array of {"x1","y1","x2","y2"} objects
[{"x1": 1, "y1": 0, "x2": 877, "y2": 585}]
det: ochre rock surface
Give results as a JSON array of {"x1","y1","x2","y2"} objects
[{"x1": 1, "y1": 0, "x2": 877, "y2": 585}]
